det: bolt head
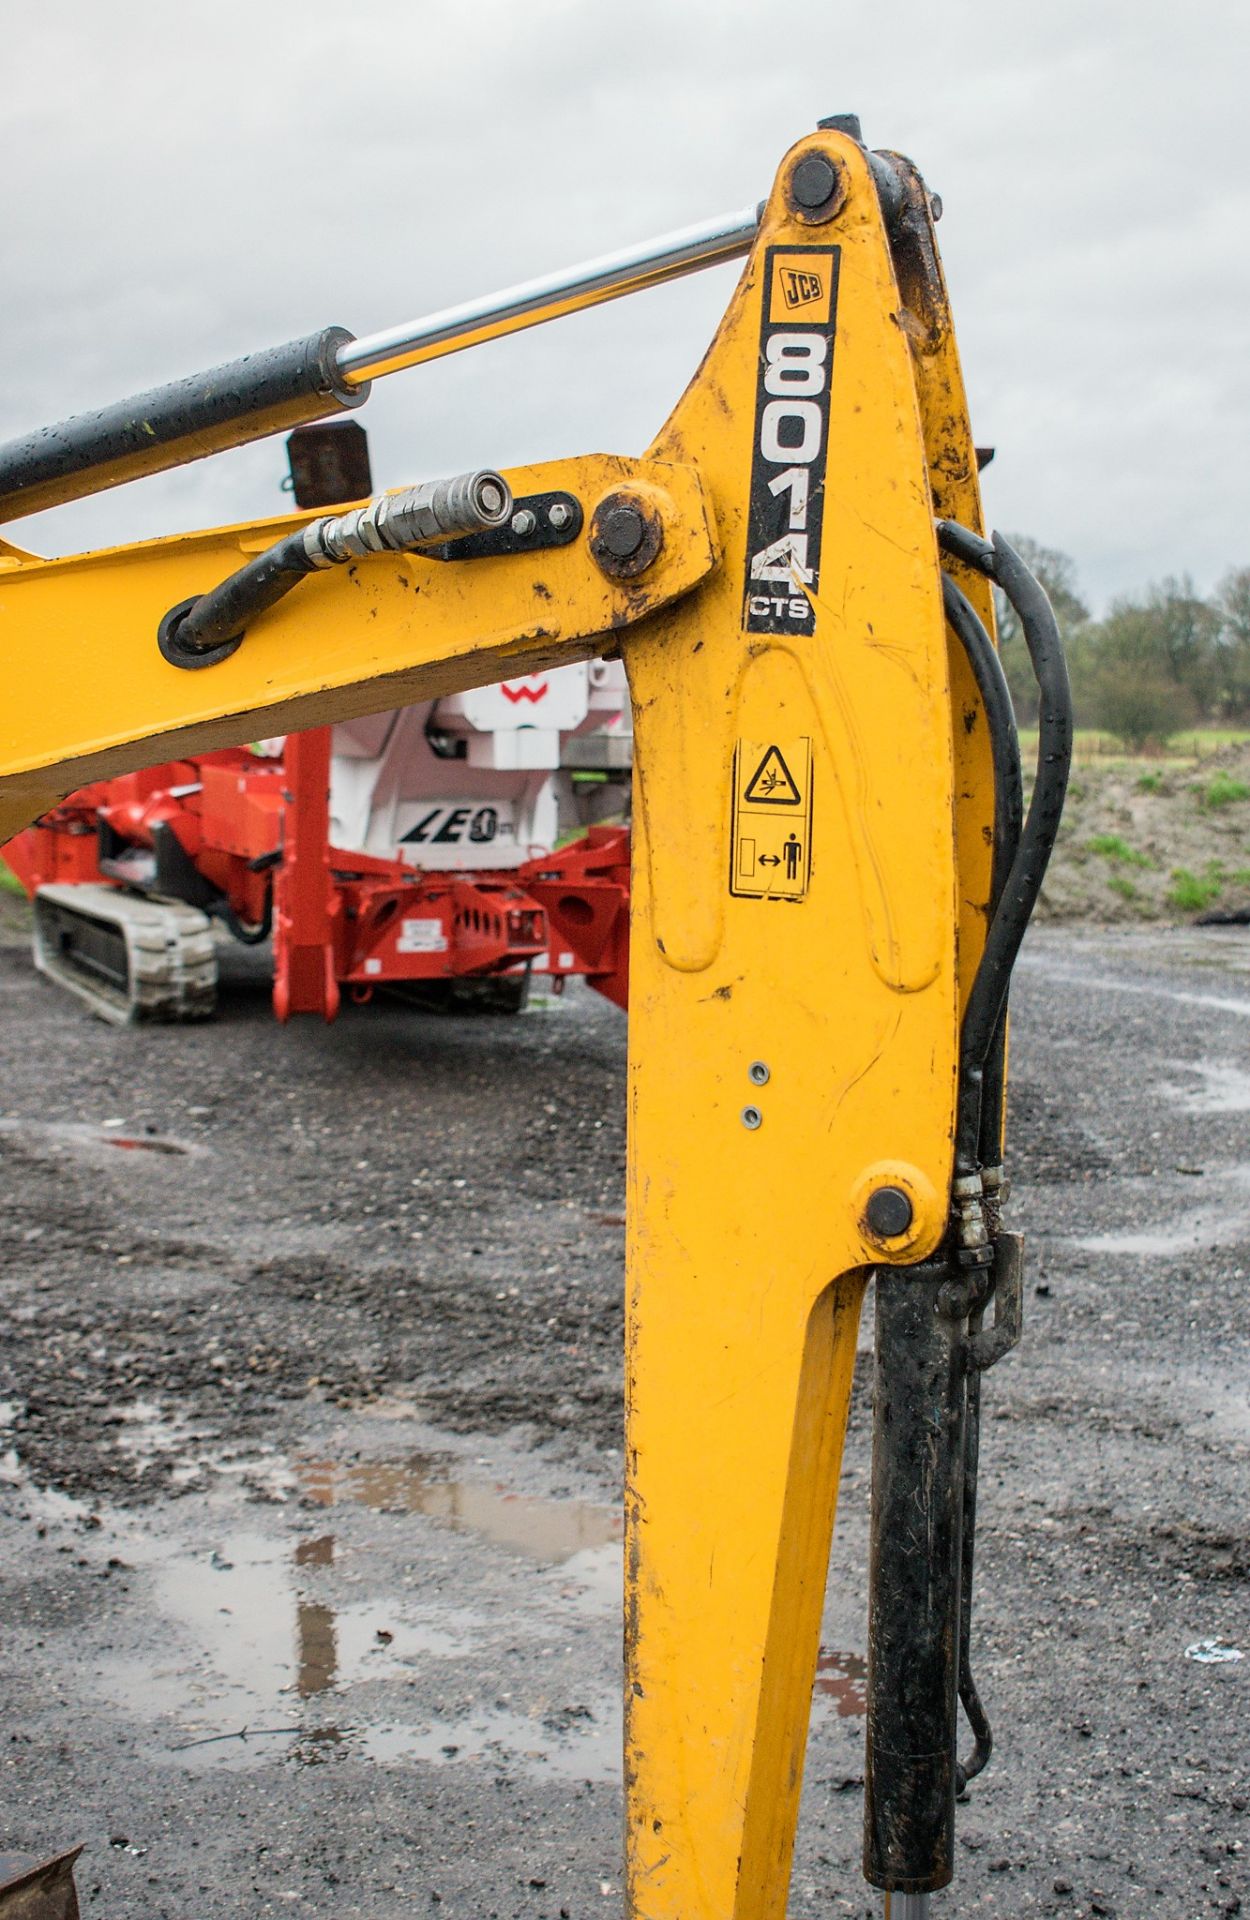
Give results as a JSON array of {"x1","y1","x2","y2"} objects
[
  {"x1": 865, "y1": 1185, "x2": 913, "y2": 1239},
  {"x1": 790, "y1": 153, "x2": 839, "y2": 211},
  {"x1": 589, "y1": 491, "x2": 663, "y2": 578},
  {"x1": 510, "y1": 508, "x2": 537, "y2": 537},
  {"x1": 548, "y1": 501, "x2": 573, "y2": 531},
  {"x1": 600, "y1": 505, "x2": 645, "y2": 559}
]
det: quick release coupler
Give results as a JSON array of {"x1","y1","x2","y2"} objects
[{"x1": 157, "y1": 470, "x2": 511, "y2": 669}]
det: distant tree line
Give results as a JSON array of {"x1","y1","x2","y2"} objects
[{"x1": 991, "y1": 536, "x2": 1250, "y2": 749}]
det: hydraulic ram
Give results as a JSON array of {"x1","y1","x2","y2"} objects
[{"x1": 0, "y1": 206, "x2": 759, "y2": 524}]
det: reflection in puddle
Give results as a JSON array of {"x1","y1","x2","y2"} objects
[
  {"x1": 298, "y1": 1454, "x2": 622, "y2": 1564},
  {"x1": 814, "y1": 1648, "x2": 867, "y2": 1718},
  {"x1": 8, "y1": 1429, "x2": 625, "y2": 1780},
  {"x1": 297, "y1": 1603, "x2": 337, "y2": 1696},
  {"x1": 90, "y1": 1521, "x2": 474, "y2": 1769},
  {"x1": 78, "y1": 1453, "x2": 624, "y2": 1777},
  {"x1": 294, "y1": 1533, "x2": 335, "y2": 1567}
]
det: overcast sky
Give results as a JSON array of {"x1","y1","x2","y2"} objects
[{"x1": 3, "y1": 0, "x2": 1247, "y2": 611}]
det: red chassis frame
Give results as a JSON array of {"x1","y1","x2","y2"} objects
[{"x1": 3, "y1": 728, "x2": 630, "y2": 1021}]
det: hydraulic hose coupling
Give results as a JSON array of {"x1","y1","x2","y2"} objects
[
  {"x1": 159, "y1": 469, "x2": 512, "y2": 669},
  {"x1": 952, "y1": 1172, "x2": 992, "y2": 1266},
  {"x1": 303, "y1": 470, "x2": 511, "y2": 566}
]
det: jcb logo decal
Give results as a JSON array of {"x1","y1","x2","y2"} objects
[
  {"x1": 780, "y1": 268, "x2": 823, "y2": 311},
  {"x1": 744, "y1": 246, "x2": 841, "y2": 635}
]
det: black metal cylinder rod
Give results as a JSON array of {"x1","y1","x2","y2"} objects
[
  {"x1": 0, "y1": 328, "x2": 366, "y2": 524},
  {"x1": 0, "y1": 205, "x2": 760, "y2": 526},
  {"x1": 864, "y1": 1260, "x2": 967, "y2": 1898}
]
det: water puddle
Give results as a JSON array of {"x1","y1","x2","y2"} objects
[
  {"x1": 297, "y1": 1452, "x2": 623, "y2": 1563},
  {"x1": 1075, "y1": 1204, "x2": 1250, "y2": 1258},
  {"x1": 0, "y1": 1117, "x2": 196, "y2": 1157},
  {"x1": 813, "y1": 1648, "x2": 867, "y2": 1718},
  {"x1": 92, "y1": 1521, "x2": 472, "y2": 1764},
  {"x1": 6, "y1": 1417, "x2": 625, "y2": 1779},
  {"x1": 106, "y1": 1402, "x2": 296, "y2": 1497},
  {"x1": 1072, "y1": 1165, "x2": 1250, "y2": 1257},
  {"x1": 359, "y1": 1699, "x2": 620, "y2": 1780},
  {"x1": 1160, "y1": 1060, "x2": 1250, "y2": 1115},
  {"x1": 113, "y1": 1400, "x2": 203, "y2": 1467},
  {"x1": 5, "y1": 1435, "x2": 623, "y2": 1778}
]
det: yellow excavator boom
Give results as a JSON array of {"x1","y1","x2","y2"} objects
[{"x1": 0, "y1": 118, "x2": 1071, "y2": 1918}]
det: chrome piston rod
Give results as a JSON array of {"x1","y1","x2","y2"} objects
[
  {"x1": 0, "y1": 204, "x2": 759, "y2": 522},
  {"x1": 334, "y1": 204, "x2": 761, "y2": 385}
]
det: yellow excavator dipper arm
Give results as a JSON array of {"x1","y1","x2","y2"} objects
[{"x1": 0, "y1": 121, "x2": 1071, "y2": 1918}]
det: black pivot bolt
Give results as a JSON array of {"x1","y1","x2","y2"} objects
[
  {"x1": 590, "y1": 491, "x2": 663, "y2": 579},
  {"x1": 600, "y1": 505, "x2": 646, "y2": 559},
  {"x1": 790, "y1": 154, "x2": 839, "y2": 211},
  {"x1": 865, "y1": 1185, "x2": 913, "y2": 1239}
]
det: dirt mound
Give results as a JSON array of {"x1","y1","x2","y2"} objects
[{"x1": 1037, "y1": 739, "x2": 1250, "y2": 923}]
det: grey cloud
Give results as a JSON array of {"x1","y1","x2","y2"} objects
[{"x1": 2, "y1": 0, "x2": 1246, "y2": 606}]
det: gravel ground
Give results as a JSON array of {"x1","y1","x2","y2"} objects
[{"x1": 0, "y1": 921, "x2": 1246, "y2": 1919}]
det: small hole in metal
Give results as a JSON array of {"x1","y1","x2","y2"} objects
[
  {"x1": 748, "y1": 1061, "x2": 770, "y2": 1086},
  {"x1": 741, "y1": 1106, "x2": 763, "y2": 1131}
]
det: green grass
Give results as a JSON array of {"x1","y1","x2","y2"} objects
[
  {"x1": 1086, "y1": 833, "x2": 1153, "y2": 868},
  {"x1": 1198, "y1": 769, "x2": 1250, "y2": 810},
  {"x1": 1108, "y1": 874, "x2": 1140, "y2": 902},
  {"x1": 1136, "y1": 770, "x2": 1166, "y2": 794},
  {"x1": 1168, "y1": 866, "x2": 1224, "y2": 913},
  {"x1": 0, "y1": 858, "x2": 24, "y2": 898}
]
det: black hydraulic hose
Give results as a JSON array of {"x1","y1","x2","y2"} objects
[
  {"x1": 942, "y1": 577, "x2": 1025, "y2": 1171},
  {"x1": 157, "y1": 469, "x2": 512, "y2": 669},
  {"x1": 940, "y1": 539, "x2": 1066, "y2": 1805},
  {"x1": 942, "y1": 576, "x2": 1023, "y2": 910},
  {"x1": 942, "y1": 575, "x2": 1024, "y2": 1178},
  {"x1": 939, "y1": 525, "x2": 1073, "y2": 1177},
  {"x1": 217, "y1": 893, "x2": 273, "y2": 947},
  {"x1": 159, "y1": 533, "x2": 315, "y2": 666}
]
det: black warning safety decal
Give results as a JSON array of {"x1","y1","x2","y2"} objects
[
  {"x1": 731, "y1": 736, "x2": 813, "y2": 901},
  {"x1": 741, "y1": 744, "x2": 802, "y2": 806},
  {"x1": 741, "y1": 246, "x2": 841, "y2": 635}
]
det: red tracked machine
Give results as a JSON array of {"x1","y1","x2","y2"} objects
[{"x1": 3, "y1": 424, "x2": 630, "y2": 1023}]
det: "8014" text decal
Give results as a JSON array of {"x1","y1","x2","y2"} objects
[{"x1": 742, "y1": 246, "x2": 841, "y2": 635}]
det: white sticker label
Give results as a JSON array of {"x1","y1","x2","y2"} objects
[{"x1": 398, "y1": 917, "x2": 449, "y2": 954}]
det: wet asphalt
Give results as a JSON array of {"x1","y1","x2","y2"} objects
[{"x1": 0, "y1": 924, "x2": 1246, "y2": 1919}]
